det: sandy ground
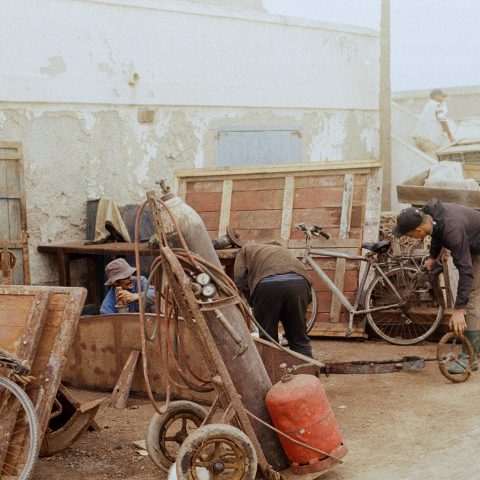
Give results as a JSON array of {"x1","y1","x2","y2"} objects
[{"x1": 33, "y1": 339, "x2": 480, "y2": 480}]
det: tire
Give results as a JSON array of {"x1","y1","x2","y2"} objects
[
  {"x1": 305, "y1": 287, "x2": 317, "y2": 334},
  {"x1": 365, "y1": 266, "x2": 444, "y2": 345},
  {"x1": 437, "y1": 332, "x2": 474, "y2": 383},
  {"x1": 176, "y1": 424, "x2": 257, "y2": 480},
  {"x1": 146, "y1": 401, "x2": 207, "y2": 473},
  {"x1": 0, "y1": 375, "x2": 40, "y2": 480}
]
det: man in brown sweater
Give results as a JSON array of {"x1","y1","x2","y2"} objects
[
  {"x1": 234, "y1": 243, "x2": 313, "y2": 358},
  {"x1": 394, "y1": 199, "x2": 480, "y2": 373}
]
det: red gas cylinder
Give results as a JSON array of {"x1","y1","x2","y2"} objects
[{"x1": 265, "y1": 372, "x2": 347, "y2": 474}]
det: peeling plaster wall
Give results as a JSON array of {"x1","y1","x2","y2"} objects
[{"x1": 0, "y1": 0, "x2": 380, "y2": 285}]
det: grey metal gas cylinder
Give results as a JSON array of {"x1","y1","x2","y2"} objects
[{"x1": 156, "y1": 191, "x2": 288, "y2": 471}]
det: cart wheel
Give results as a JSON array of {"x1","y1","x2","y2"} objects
[
  {"x1": 437, "y1": 332, "x2": 475, "y2": 383},
  {"x1": 176, "y1": 423, "x2": 257, "y2": 480},
  {"x1": 146, "y1": 401, "x2": 207, "y2": 472}
]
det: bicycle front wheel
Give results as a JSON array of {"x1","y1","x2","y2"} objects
[
  {"x1": 0, "y1": 375, "x2": 40, "y2": 480},
  {"x1": 365, "y1": 266, "x2": 444, "y2": 345}
]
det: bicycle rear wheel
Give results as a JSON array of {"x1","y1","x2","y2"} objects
[
  {"x1": 0, "y1": 375, "x2": 40, "y2": 480},
  {"x1": 365, "y1": 266, "x2": 444, "y2": 345},
  {"x1": 305, "y1": 286, "x2": 317, "y2": 334}
]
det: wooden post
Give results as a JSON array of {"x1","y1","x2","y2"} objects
[{"x1": 109, "y1": 350, "x2": 141, "y2": 409}]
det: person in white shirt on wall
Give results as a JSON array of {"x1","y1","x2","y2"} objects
[{"x1": 413, "y1": 88, "x2": 455, "y2": 154}]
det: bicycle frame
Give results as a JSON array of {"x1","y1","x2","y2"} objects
[{"x1": 303, "y1": 247, "x2": 408, "y2": 336}]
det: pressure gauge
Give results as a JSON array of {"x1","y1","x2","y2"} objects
[
  {"x1": 196, "y1": 273, "x2": 211, "y2": 286},
  {"x1": 201, "y1": 284, "x2": 217, "y2": 298}
]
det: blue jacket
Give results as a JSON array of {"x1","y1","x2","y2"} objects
[{"x1": 100, "y1": 276, "x2": 155, "y2": 314}]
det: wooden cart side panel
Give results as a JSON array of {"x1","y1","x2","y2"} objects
[
  {"x1": 0, "y1": 288, "x2": 50, "y2": 364},
  {"x1": 0, "y1": 288, "x2": 50, "y2": 474},
  {"x1": 8, "y1": 287, "x2": 87, "y2": 453}
]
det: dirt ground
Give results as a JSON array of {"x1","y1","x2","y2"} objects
[{"x1": 33, "y1": 338, "x2": 480, "y2": 480}]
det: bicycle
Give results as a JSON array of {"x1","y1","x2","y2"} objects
[
  {"x1": 0, "y1": 348, "x2": 40, "y2": 480},
  {"x1": 296, "y1": 223, "x2": 445, "y2": 345}
]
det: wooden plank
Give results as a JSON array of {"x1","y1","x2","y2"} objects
[
  {"x1": 397, "y1": 184, "x2": 480, "y2": 209},
  {"x1": 293, "y1": 186, "x2": 364, "y2": 208},
  {"x1": 309, "y1": 324, "x2": 367, "y2": 338},
  {"x1": 230, "y1": 210, "x2": 282, "y2": 230},
  {"x1": 175, "y1": 160, "x2": 381, "y2": 179},
  {"x1": 8, "y1": 199, "x2": 21, "y2": 240},
  {"x1": 230, "y1": 189, "x2": 284, "y2": 211},
  {"x1": 186, "y1": 180, "x2": 224, "y2": 193},
  {"x1": 0, "y1": 144, "x2": 29, "y2": 285},
  {"x1": 295, "y1": 175, "x2": 344, "y2": 188},
  {"x1": 185, "y1": 192, "x2": 222, "y2": 212},
  {"x1": 330, "y1": 174, "x2": 353, "y2": 323},
  {"x1": 233, "y1": 178, "x2": 285, "y2": 191},
  {"x1": 231, "y1": 229, "x2": 280, "y2": 241},
  {"x1": 6, "y1": 158, "x2": 20, "y2": 193},
  {"x1": 218, "y1": 179, "x2": 232, "y2": 235},
  {"x1": 291, "y1": 207, "x2": 342, "y2": 227},
  {"x1": 37, "y1": 241, "x2": 160, "y2": 256},
  {"x1": 178, "y1": 179, "x2": 187, "y2": 200},
  {"x1": 109, "y1": 350, "x2": 141, "y2": 409},
  {"x1": 281, "y1": 176, "x2": 294, "y2": 240},
  {"x1": 197, "y1": 211, "x2": 220, "y2": 231}
]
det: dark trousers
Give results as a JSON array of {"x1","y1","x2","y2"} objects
[{"x1": 251, "y1": 277, "x2": 312, "y2": 358}]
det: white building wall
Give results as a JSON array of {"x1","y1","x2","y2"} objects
[{"x1": 0, "y1": 0, "x2": 380, "y2": 284}]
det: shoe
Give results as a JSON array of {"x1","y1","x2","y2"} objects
[{"x1": 447, "y1": 330, "x2": 480, "y2": 374}]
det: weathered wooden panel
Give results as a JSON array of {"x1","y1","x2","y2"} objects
[
  {"x1": 233, "y1": 178, "x2": 285, "y2": 191},
  {"x1": 295, "y1": 175, "x2": 345, "y2": 188},
  {"x1": 0, "y1": 288, "x2": 50, "y2": 364},
  {"x1": 175, "y1": 162, "x2": 381, "y2": 338},
  {"x1": 231, "y1": 190, "x2": 284, "y2": 211},
  {"x1": 186, "y1": 180, "x2": 224, "y2": 193},
  {"x1": 1, "y1": 286, "x2": 85, "y2": 474},
  {"x1": 0, "y1": 142, "x2": 29, "y2": 284},
  {"x1": 10, "y1": 287, "x2": 87, "y2": 448},
  {"x1": 0, "y1": 288, "x2": 50, "y2": 473},
  {"x1": 185, "y1": 192, "x2": 222, "y2": 212},
  {"x1": 291, "y1": 207, "x2": 342, "y2": 227},
  {"x1": 234, "y1": 228, "x2": 280, "y2": 241},
  {"x1": 293, "y1": 186, "x2": 365, "y2": 209},
  {"x1": 230, "y1": 210, "x2": 282, "y2": 230}
]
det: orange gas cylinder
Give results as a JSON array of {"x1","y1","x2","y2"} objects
[{"x1": 265, "y1": 372, "x2": 347, "y2": 474}]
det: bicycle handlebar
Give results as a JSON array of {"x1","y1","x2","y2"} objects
[{"x1": 295, "y1": 223, "x2": 331, "y2": 240}]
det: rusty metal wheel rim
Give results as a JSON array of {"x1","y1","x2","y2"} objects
[
  {"x1": 159, "y1": 412, "x2": 204, "y2": 463},
  {"x1": 191, "y1": 437, "x2": 246, "y2": 480},
  {"x1": 437, "y1": 332, "x2": 474, "y2": 383}
]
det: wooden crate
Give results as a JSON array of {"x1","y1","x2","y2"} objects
[{"x1": 176, "y1": 161, "x2": 382, "y2": 337}]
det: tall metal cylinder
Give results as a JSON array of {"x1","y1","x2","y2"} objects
[{"x1": 159, "y1": 193, "x2": 288, "y2": 471}]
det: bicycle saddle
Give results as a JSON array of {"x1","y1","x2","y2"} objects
[{"x1": 361, "y1": 240, "x2": 390, "y2": 253}]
